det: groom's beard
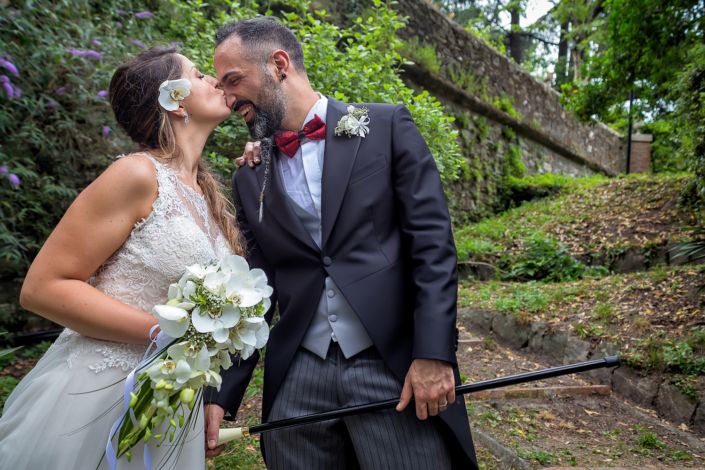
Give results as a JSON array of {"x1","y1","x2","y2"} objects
[{"x1": 235, "y1": 72, "x2": 287, "y2": 142}]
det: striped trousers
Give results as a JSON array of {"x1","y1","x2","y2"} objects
[{"x1": 261, "y1": 343, "x2": 452, "y2": 469}]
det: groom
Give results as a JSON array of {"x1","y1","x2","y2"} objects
[{"x1": 205, "y1": 17, "x2": 477, "y2": 469}]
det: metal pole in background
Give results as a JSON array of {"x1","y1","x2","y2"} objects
[{"x1": 626, "y1": 90, "x2": 635, "y2": 174}]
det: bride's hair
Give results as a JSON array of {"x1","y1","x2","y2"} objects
[{"x1": 109, "y1": 47, "x2": 243, "y2": 255}]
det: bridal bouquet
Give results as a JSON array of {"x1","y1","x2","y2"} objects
[{"x1": 108, "y1": 255, "x2": 272, "y2": 466}]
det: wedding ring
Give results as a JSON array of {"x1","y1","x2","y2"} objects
[{"x1": 439, "y1": 400, "x2": 448, "y2": 408}]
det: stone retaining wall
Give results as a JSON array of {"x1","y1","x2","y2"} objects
[
  {"x1": 461, "y1": 308, "x2": 705, "y2": 436},
  {"x1": 395, "y1": 0, "x2": 625, "y2": 176}
]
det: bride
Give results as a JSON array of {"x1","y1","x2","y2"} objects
[{"x1": 0, "y1": 47, "x2": 241, "y2": 469}]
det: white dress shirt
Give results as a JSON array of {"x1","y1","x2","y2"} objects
[{"x1": 277, "y1": 95, "x2": 327, "y2": 218}]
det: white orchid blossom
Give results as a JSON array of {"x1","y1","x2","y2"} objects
[
  {"x1": 158, "y1": 78, "x2": 191, "y2": 111},
  {"x1": 226, "y1": 268, "x2": 273, "y2": 307},
  {"x1": 153, "y1": 305, "x2": 190, "y2": 338}
]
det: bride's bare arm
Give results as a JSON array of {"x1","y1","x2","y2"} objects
[{"x1": 19, "y1": 155, "x2": 160, "y2": 345}]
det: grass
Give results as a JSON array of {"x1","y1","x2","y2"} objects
[
  {"x1": 460, "y1": 266, "x2": 705, "y2": 377},
  {"x1": 635, "y1": 425, "x2": 667, "y2": 450},
  {"x1": 453, "y1": 173, "x2": 695, "y2": 264}
]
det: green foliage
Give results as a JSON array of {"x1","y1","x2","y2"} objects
[
  {"x1": 518, "y1": 449, "x2": 556, "y2": 465},
  {"x1": 678, "y1": 44, "x2": 705, "y2": 205},
  {"x1": 0, "y1": 332, "x2": 21, "y2": 362},
  {"x1": 0, "y1": 0, "x2": 463, "y2": 279},
  {"x1": 626, "y1": 327, "x2": 705, "y2": 376},
  {"x1": 560, "y1": 0, "x2": 704, "y2": 125},
  {"x1": 0, "y1": 375, "x2": 19, "y2": 410},
  {"x1": 492, "y1": 94, "x2": 522, "y2": 121},
  {"x1": 592, "y1": 302, "x2": 614, "y2": 322},
  {"x1": 640, "y1": 118, "x2": 685, "y2": 173},
  {"x1": 447, "y1": 64, "x2": 490, "y2": 100},
  {"x1": 292, "y1": 2, "x2": 463, "y2": 183},
  {"x1": 500, "y1": 235, "x2": 604, "y2": 282},
  {"x1": 399, "y1": 37, "x2": 442, "y2": 74},
  {"x1": 634, "y1": 425, "x2": 666, "y2": 450},
  {"x1": 455, "y1": 238, "x2": 500, "y2": 262},
  {"x1": 504, "y1": 173, "x2": 575, "y2": 204},
  {"x1": 504, "y1": 143, "x2": 525, "y2": 178}
]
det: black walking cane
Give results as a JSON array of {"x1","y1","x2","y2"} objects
[{"x1": 217, "y1": 355, "x2": 620, "y2": 443}]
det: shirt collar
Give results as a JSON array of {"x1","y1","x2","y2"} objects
[{"x1": 302, "y1": 94, "x2": 328, "y2": 129}]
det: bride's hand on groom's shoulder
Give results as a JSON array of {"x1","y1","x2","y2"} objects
[
  {"x1": 204, "y1": 404, "x2": 226, "y2": 458},
  {"x1": 235, "y1": 141, "x2": 261, "y2": 169}
]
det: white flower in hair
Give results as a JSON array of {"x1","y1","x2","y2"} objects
[{"x1": 158, "y1": 78, "x2": 191, "y2": 111}]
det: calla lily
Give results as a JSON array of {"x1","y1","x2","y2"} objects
[
  {"x1": 153, "y1": 305, "x2": 190, "y2": 338},
  {"x1": 158, "y1": 78, "x2": 191, "y2": 112}
]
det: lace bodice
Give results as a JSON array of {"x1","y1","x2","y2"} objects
[{"x1": 55, "y1": 154, "x2": 232, "y2": 372}]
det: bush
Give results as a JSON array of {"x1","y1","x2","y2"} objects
[
  {"x1": 501, "y1": 235, "x2": 606, "y2": 282},
  {"x1": 678, "y1": 44, "x2": 705, "y2": 207},
  {"x1": 0, "y1": 0, "x2": 463, "y2": 280}
]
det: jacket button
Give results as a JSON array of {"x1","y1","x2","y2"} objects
[{"x1": 323, "y1": 256, "x2": 332, "y2": 266}]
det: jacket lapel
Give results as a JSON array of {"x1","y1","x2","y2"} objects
[
  {"x1": 256, "y1": 151, "x2": 319, "y2": 253},
  {"x1": 321, "y1": 98, "x2": 362, "y2": 248}
]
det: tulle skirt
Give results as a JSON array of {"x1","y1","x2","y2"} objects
[{"x1": 0, "y1": 331, "x2": 205, "y2": 470}]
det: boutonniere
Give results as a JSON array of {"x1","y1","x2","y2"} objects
[{"x1": 335, "y1": 105, "x2": 370, "y2": 138}]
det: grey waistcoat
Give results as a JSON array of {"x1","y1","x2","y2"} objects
[{"x1": 286, "y1": 196, "x2": 373, "y2": 359}]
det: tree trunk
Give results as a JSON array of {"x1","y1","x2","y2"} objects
[
  {"x1": 509, "y1": 5, "x2": 524, "y2": 63},
  {"x1": 556, "y1": 21, "x2": 569, "y2": 85}
]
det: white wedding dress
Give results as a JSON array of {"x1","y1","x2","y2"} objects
[{"x1": 0, "y1": 154, "x2": 231, "y2": 469}]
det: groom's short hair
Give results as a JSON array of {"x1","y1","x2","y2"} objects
[{"x1": 216, "y1": 17, "x2": 306, "y2": 74}]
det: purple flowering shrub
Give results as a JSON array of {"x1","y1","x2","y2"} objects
[
  {"x1": 0, "y1": 0, "x2": 266, "y2": 278},
  {"x1": 0, "y1": 0, "x2": 169, "y2": 277}
]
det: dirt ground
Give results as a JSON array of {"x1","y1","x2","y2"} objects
[{"x1": 457, "y1": 320, "x2": 705, "y2": 469}]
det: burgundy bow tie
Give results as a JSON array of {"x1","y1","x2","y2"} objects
[{"x1": 274, "y1": 114, "x2": 326, "y2": 158}]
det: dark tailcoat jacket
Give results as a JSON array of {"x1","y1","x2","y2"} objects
[{"x1": 207, "y1": 98, "x2": 477, "y2": 469}]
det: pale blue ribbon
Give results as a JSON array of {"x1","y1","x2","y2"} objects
[{"x1": 106, "y1": 325, "x2": 162, "y2": 470}]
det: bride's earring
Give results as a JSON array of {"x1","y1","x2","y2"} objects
[{"x1": 183, "y1": 109, "x2": 189, "y2": 126}]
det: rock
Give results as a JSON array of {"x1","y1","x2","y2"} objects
[
  {"x1": 645, "y1": 245, "x2": 669, "y2": 267},
  {"x1": 656, "y1": 382, "x2": 697, "y2": 426},
  {"x1": 584, "y1": 342, "x2": 620, "y2": 384},
  {"x1": 693, "y1": 403, "x2": 705, "y2": 435},
  {"x1": 491, "y1": 314, "x2": 529, "y2": 349},
  {"x1": 612, "y1": 248, "x2": 646, "y2": 273},
  {"x1": 473, "y1": 263, "x2": 498, "y2": 281},
  {"x1": 612, "y1": 367, "x2": 660, "y2": 407},
  {"x1": 539, "y1": 330, "x2": 569, "y2": 363},
  {"x1": 527, "y1": 323, "x2": 547, "y2": 353},
  {"x1": 459, "y1": 308, "x2": 494, "y2": 333},
  {"x1": 563, "y1": 336, "x2": 591, "y2": 364}
]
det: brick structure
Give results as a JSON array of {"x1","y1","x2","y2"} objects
[{"x1": 629, "y1": 134, "x2": 652, "y2": 173}]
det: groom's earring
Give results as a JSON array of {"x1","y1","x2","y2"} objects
[
  {"x1": 279, "y1": 72, "x2": 286, "y2": 82},
  {"x1": 183, "y1": 109, "x2": 189, "y2": 126}
]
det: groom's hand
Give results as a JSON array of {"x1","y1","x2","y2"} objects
[
  {"x1": 396, "y1": 359, "x2": 456, "y2": 420},
  {"x1": 234, "y1": 141, "x2": 261, "y2": 168},
  {"x1": 205, "y1": 404, "x2": 226, "y2": 457}
]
